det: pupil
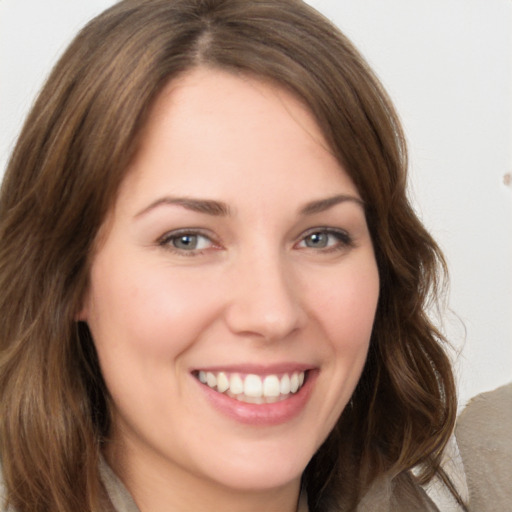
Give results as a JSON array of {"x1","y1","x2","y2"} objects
[
  {"x1": 174, "y1": 235, "x2": 197, "y2": 250},
  {"x1": 307, "y1": 232, "x2": 327, "y2": 247}
]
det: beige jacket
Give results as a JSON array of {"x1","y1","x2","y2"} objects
[{"x1": 455, "y1": 382, "x2": 512, "y2": 511}]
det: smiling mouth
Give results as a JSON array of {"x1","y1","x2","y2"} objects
[{"x1": 193, "y1": 370, "x2": 307, "y2": 404}]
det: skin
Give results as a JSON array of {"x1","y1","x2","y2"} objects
[{"x1": 80, "y1": 68, "x2": 380, "y2": 512}]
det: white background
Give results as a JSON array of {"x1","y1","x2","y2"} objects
[{"x1": 1, "y1": 0, "x2": 511, "y2": 408}]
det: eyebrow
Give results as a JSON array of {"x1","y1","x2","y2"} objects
[
  {"x1": 135, "y1": 193, "x2": 363, "y2": 219},
  {"x1": 299, "y1": 194, "x2": 364, "y2": 215},
  {"x1": 135, "y1": 197, "x2": 231, "y2": 218}
]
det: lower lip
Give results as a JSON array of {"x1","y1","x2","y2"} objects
[{"x1": 196, "y1": 372, "x2": 317, "y2": 426}]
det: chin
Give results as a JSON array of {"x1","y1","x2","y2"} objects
[{"x1": 194, "y1": 437, "x2": 315, "y2": 493}]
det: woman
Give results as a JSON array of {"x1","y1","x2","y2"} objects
[{"x1": 0, "y1": 0, "x2": 464, "y2": 510}]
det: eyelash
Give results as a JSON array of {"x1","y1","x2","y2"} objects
[{"x1": 157, "y1": 227, "x2": 354, "y2": 256}]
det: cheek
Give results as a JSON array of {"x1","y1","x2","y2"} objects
[
  {"x1": 85, "y1": 260, "x2": 223, "y2": 423},
  {"x1": 298, "y1": 259, "x2": 379, "y2": 446},
  {"x1": 85, "y1": 254, "x2": 224, "y2": 370},
  {"x1": 311, "y1": 261, "x2": 380, "y2": 351}
]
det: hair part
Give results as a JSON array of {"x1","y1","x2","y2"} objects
[{"x1": 0, "y1": 1, "x2": 459, "y2": 510}]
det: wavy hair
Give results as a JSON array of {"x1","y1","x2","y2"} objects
[{"x1": 0, "y1": 1, "x2": 458, "y2": 510}]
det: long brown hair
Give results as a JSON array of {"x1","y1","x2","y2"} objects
[{"x1": 0, "y1": 1, "x2": 458, "y2": 510}]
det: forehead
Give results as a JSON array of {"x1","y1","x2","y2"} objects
[
  {"x1": 117, "y1": 67, "x2": 359, "y2": 210},
  {"x1": 139, "y1": 68, "x2": 332, "y2": 158}
]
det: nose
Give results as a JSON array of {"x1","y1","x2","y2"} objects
[{"x1": 223, "y1": 251, "x2": 306, "y2": 342}]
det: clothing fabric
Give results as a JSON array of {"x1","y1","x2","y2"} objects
[
  {"x1": 100, "y1": 458, "x2": 141, "y2": 512},
  {"x1": 455, "y1": 382, "x2": 512, "y2": 511},
  {"x1": 422, "y1": 434, "x2": 469, "y2": 511}
]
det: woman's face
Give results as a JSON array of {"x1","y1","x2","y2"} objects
[{"x1": 81, "y1": 68, "x2": 379, "y2": 502}]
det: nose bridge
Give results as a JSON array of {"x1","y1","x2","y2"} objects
[{"x1": 224, "y1": 244, "x2": 304, "y2": 341}]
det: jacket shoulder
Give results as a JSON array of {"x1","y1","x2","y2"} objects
[{"x1": 456, "y1": 382, "x2": 512, "y2": 512}]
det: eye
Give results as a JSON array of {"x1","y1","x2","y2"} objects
[
  {"x1": 158, "y1": 230, "x2": 216, "y2": 254},
  {"x1": 297, "y1": 228, "x2": 353, "y2": 251}
]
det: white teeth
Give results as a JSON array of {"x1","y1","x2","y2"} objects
[
  {"x1": 217, "y1": 372, "x2": 229, "y2": 393},
  {"x1": 206, "y1": 372, "x2": 217, "y2": 388},
  {"x1": 290, "y1": 372, "x2": 299, "y2": 393},
  {"x1": 280, "y1": 374, "x2": 291, "y2": 395},
  {"x1": 197, "y1": 370, "x2": 307, "y2": 401},
  {"x1": 244, "y1": 374, "x2": 263, "y2": 397},
  {"x1": 229, "y1": 374, "x2": 244, "y2": 395},
  {"x1": 263, "y1": 375, "x2": 280, "y2": 397}
]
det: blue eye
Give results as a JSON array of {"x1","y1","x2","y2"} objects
[
  {"x1": 159, "y1": 231, "x2": 214, "y2": 253},
  {"x1": 298, "y1": 229, "x2": 352, "y2": 251},
  {"x1": 304, "y1": 232, "x2": 330, "y2": 248}
]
